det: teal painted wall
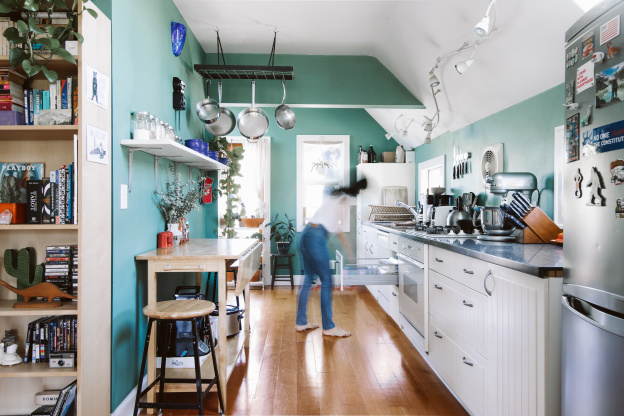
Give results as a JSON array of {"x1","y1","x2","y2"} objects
[
  {"x1": 93, "y1": 0, "x2": 111, "y2": 20},
  {"x1": 110, "y1": 0, "x2": 216, "y2": 411},
  {"x1": 205, "y1": 53, "x2": 423, "y2": 108},
  {"x1": 413, "y1": 85, "x2": 564, "y2": 218}
]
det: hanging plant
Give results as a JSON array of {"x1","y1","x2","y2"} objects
[
  {"x1": 311, "y1": 159, "x2": 332, "y2": 175},
  {"x1": 0, "y1": 0, "x2": 99, "y2": 82},
  {"x1": 211, "y1": 137, "x2": 245, "y2": 238}
]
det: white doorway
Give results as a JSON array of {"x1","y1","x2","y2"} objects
[{"x1": 218, "y1": 136, "x2": 271, "y2": 288}]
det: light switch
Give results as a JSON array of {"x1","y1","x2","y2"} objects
[{"x1": 120, "y1": 184, "x2": 128, "y2": 209}]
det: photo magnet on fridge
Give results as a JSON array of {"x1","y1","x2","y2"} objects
[
  {"x1": 567, "y1": 46, "x2": 579, "y2": 68},
  {"x1": 566, "y1": 113, "x2": 580, "y2": 163},
  {"x1": 616, "y1": 198, "x2": 624, "y2": 218},
  {"x1": 610, "y1": 159, "x2": 624, "y2": 185},
  {"x1": 595, "y1": 60, "x2": 624, "y2": 109},
  {"x1": 565, "y1": 80, "x2": 575, "y2": 105},
  {"x1": 582, "y1": 33, "x2": 595, "y2": 59}
]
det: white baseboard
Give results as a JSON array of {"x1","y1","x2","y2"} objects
[{"x1": 111, "y1": 376, "x2": 146, "y2": 416}]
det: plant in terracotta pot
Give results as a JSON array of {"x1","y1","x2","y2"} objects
[
  {"x1": 267, "y1": 213, "x2": 296, "y2": 255},
  {"x1": 155, "y1": 164, "x2": 203, "y2": 245},
  {"x1": 241, "y1": 206, "x2": 264, "y2": 228}
]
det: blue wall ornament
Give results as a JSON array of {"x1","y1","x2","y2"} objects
[{"x1": 171, "y1": 22, "x2": 186, "y2": 57}]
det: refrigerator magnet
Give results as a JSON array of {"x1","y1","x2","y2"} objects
[
  {"x1": 581, "y1": 105, "x2": 593, "y2": 127},
  {"x1": 574, "y1": 169, "x2": 583, "y2": 198},
  {"x1": 595, "y1": 61, "x2": 624, "y2": 109},
  {"x1": 567, "y1": 47, "x2": 579, "y2": 68},
  {"x1": 582, "y1": 33, "x2": 595, "y2": 59},
  {"x1": 565, "y1": 80, "x2": 575, "y2": 105},
  {"x1": 566, "y1": 113, "x2": 580, "y2": 163},
  {"x1": 616, "y1": 198, "x2": 624, "y2": 218},
  {"x1": 610, "y1": 159, "x2": 624, "y2": 185},
  {"x1": 586, "y1": 166, "x2": 606, "y2": 206}
]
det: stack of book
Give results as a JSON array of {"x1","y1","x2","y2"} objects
[
  {"x1": 23, "y1": 76, "x2": 78, "y2": 126},
  {"x1": 0, "y1": 67, "x2": 26, "y2": 125},
  {"x1": 0, "y1": 18, "x2": 18, "y2": 55},
  {"x1": 44, "y1": 246, "x2": 74, "y2": 294},
  {"x1": 31, "y1": 379, "x2": 77, "y2": 416},
  {"x1": 25, "y1": 163, "x2": 77, "y2": 225},
  {"x1": 23, "y1": 315, "x2": 77, "y2": 365},
  {"x1": 70, "y1": 245, "x2": 78, "y2": 298}
]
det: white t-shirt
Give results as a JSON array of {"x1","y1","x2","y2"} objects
[{"x1": 309, "y1": 194, "x2": 349, "y2": 233}]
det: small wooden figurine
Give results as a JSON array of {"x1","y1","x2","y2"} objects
[{"x1": 0, "y1": 279, "x2": 77, "y2": 308}]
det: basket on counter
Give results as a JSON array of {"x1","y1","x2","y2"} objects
[{"x1": 368, "y1": 204, "x2": 415, "y2": 222}]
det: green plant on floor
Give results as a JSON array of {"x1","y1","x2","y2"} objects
[
  {"x1": 211, "y1": 137, "x2": 245, "y2": 238},
  {"x1": 3, "y1": 247, "x2": 44, "y2": 302},
  {"x1": 0, "y1": 0, "x2": 99, "y2": 82}
]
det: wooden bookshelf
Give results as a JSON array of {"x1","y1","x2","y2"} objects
[
  {"x1": 0, "y1": 55, "x2": 79, "y2": 73},
  {"x1": 0, "y1": 300, "x2": 77, "y2": 316},
  {"x1": 0, "y1": 224, "x2": 79, "y2": 231},
  {"x1": 0, "y1": 125, "x2": 78, "y2": 141},
  {"x1": 0, "y1": 362, "x2": 77, "y2": 378}
]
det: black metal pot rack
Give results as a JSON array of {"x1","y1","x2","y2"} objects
[{"x1": 194, "y1": 31, "x2": 294, "y2": 81}]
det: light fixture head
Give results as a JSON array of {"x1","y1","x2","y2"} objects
[
  {"x1": 455, "y1": 58, "x2": 474, "y2": 74},
  {"x1": 428, "y1": 72, "x2": 440, "y2": 87},
  {"x1": 473, "y1": 15, "x2": 490, "y2": 37},
  {"x1": 385, "y1": 132, "x2": 393, "y2": 140},
  {"x1": 424, "y1": 132, "x2": 432, "y2": 144},
  {"x1": 423, "y1": 118, "x2": 433, "y2": 132}
]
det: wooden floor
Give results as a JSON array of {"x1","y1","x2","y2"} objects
[{"x1": 139, "y1": 286, "x2": 468, "y2": 415}]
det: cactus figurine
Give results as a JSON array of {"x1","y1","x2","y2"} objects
[{"x1": 3, "y1": 248, "x2": 44, "y2": 302}]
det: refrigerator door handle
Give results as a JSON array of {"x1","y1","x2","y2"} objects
[{"x1": 563, "y1": 295, "x2": 624, "y2": 338}]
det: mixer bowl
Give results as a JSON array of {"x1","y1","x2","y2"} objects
[{"x1": 473, "y1": 206, "x2": 515, "y2": 236}]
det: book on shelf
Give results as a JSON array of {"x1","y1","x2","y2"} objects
[
  {"x1": 0, "y1": 67, "x2": 27, "y2": 84},
  {"x1": 24, "y1": 315, "x2": 78, "y2": 364},
  {"x1": 26, "y1": 179, "x2": 42, "y2": 224},
  {"x1": 0, "y1": 163, "x2": 45, "y2": 204},
  {"x1": 34, "y1": 390, "x2": 61, "y2": 406},
  {"x1": 52, "y1": 379, "x2": 77, "y2": 416},
  {"x1": 31, "y1": 405, "x2": 55, "y2": 416},
  {"x1": 0, "y1": 101, "x2": 25, "y2": 112}
]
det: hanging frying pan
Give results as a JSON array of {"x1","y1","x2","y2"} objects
[
  {"x1": 275, "y1": 80, "x2": 296, "y2": 130},
  {"x1": 237, "y1": 80, "x2": 269, "y2": 142},
  {"x1": 205, "y1": 82, "x2": 236, "y2": 136},
  {"x1": 195, "y1": 80, "x2": 220, "y2": 124}
]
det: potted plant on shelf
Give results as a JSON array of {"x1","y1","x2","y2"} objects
[
  {"x1": 267, "y1": 213, "x2": 296, "y2": 255},
  {"x1": 155, "y1": 164, "x2": 203, "y2": 245},
  {"x1": 241, "y1": 206, "x2": 264, "y2": 228},
  {"x1": 0, "y1": 0, "x2": 99, "y2": 81}
]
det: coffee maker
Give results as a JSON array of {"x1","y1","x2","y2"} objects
[{"x1": 425, "y1": 194, "x2": 454, "y2": 226}]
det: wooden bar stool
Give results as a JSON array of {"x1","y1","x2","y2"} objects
[
  {"x1": 133, "y1": 300, "x2": 223, "y2": 416},
  {"x1": 271, "y1": 253, "x2": 295, "y2": 289}
]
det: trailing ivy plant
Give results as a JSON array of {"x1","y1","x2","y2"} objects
[
  {"x1": 210, "y1": 137, "x2": 245, "y2": 238},
  {"x1": 0, "y1": 0, "x2": 99, "y2": 82}
]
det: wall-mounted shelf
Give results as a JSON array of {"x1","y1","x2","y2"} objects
[
  {"x1": 194, "y1": 64, "x2": 294, "y2": 81},
  {"x1": 120, "y1": 139, "x2": 228, "y2": 192}
]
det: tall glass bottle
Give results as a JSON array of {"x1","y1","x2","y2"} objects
[
  {"x1": 368, "y1": 145, "x2": 377, "y2": 163},
  {"x1": 358, "y1": 146, "x2": 363, "y2": 164}
]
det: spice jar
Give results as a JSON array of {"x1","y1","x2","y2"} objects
[
  {"x1": 150, "y1": 116, "x2": 159, "y2": 139},
  {"x1": 131, "y1": 112, "x2": 151, "y2": 140},
  {"x1": 158, "y1": 121, "x2": 167, "y2": 141},
  {"x1": 164, "y1": 124, "x2": 175, "y2": 141}
]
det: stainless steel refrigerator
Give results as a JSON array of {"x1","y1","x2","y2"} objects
[{"x1": 563, "y1": 1, "x2": 624, "y2": 415}]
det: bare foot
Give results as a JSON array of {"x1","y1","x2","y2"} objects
[
  {"x1": 296, "y1": 323, "x2": 320, "y2": 332},
  {"x1": 322, "y1": 327, "x2": 351, "y2": 337}
]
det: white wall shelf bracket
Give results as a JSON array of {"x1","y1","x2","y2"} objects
[{"x1": 128, "y1": 149, "x2": 135, "y2": 193}]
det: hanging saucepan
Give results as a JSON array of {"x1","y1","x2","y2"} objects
[
  {"x1": 275, "y1": 80, "x2": 296, "y2": 130},
  {"x1": 195, "y1": 80, "x2": 220, "y2": 124},
  {"x1": 205, "y1": 82, "x2": 236, "y2": 136},
  {"x1": 237, "y1": 80, "x2": 269, "y2": 142}
]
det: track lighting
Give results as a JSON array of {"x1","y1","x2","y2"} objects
[
  {"x1": 428, "y1": 72, "x2": 440, "y2": 87},
  {"x1": 473, "y1": 0, "x2": 497, "y2": 37},
  {"x1": 423, "y1": 118, "x2": 433, "y2": 132},
  {"x1": 455, "y1": 58, "x2": 474, "y2": 74},
  {"x1": 424, "y1": 132, "x2": 432, "y2": 144}
]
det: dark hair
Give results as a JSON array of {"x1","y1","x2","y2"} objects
[{"x1": 331, "y1": 178, "x2": 368, "y2": 197}]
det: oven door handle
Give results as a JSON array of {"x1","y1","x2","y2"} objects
[{"x1": 397, "y1": 253, "x2": 425, "y2": 269}]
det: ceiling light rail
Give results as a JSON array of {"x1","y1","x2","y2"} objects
[{"x1": 194, "y1": 64, "x2": 294, "y2": 81}]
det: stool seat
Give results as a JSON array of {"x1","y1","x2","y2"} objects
[{"x1": 142, "y1": 300, "x2": 216, "y2": 320}]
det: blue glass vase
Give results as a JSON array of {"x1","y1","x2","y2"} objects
[{"x1": 171, "y1": 22, "x2": 186, "y2": 57}]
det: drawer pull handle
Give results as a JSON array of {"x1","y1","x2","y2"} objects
[
  {"x1": 462, "y1": 300, "x2": 474, "y2": 307},
  {"x1": 462, "y1": 268, "x2": 474, "y2": 274},
  {"x1": 392, "y1": 291, "x2": 398, "y2": 296},
  {"x1": 462, "y1": 357, "x2": 474, "y2": 366},
  {"x1": 434, "y1": 331, "x2": 443, "y2": 339},
  {"x1": 435, "y1": 258, "x2": 443, "y2": 263},
  {"x1": 484, "y1": 270, "x2": 493, "y2": 296},
  {"x1": 434, "y1": 284, "x2": 443, "y2": 290}
]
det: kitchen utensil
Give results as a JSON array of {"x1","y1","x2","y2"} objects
[
  {"x1": 462, "y1": 192, "x2": 476, "y2": 213},
  {"x1": 513, "y1": 191, "x2": 534, "y2": 212},
  {"x1": 500, "y1": 204, "x2": 526, "y2": 229},
  {"x1": 275, "y1": 80, "x2": 296, "y2": 130},
  {"x1": 453, "y1": 146, "x2": 457, "y2": 179},
  {"x1": 459, "y1": 148, "x2": 463, "y2": 175},
  {"x1": 430, "y1": 205, "x2": 454, "y2": 227},
  {"x1": 195, "y1": 80, "x2": 220, "y2": 124},
  {"x1": 429, "y1": 187, "x2": 446, "y2": 195},
  {"x1": 237, "y1": 80, "x2": 270, "y2": 141},
  {"x1": 447, "y1": 198, "x2": 471, "y2": 227},
  {"x1": 472, "y1": 206, "x2": 516, "y2": 236},
  {"x1": 205, "y1": 82, "x2": 236, "y2": 136},
  {"x1": 510, "y1": 200, "x2": 529, "y2": 217}
]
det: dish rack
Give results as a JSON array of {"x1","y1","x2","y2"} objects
[{"x1": 368, "y1": 204, "x2": 415, "y2": 222}]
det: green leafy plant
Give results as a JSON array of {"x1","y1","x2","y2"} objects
[
  {"x1": 267, "y1": 213, "x2": 296, "y2": 243},
  {"x1": 0, "y1": 0, "x2": 99, "y2": 81},
  {"x1": 155, "y1": 164, "x2": 203, "y2": 225},
  {"x1": 211, "y1": 138, "x2": 245, "y2": 238}
]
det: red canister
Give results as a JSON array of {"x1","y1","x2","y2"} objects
[{"x1": 157, "y1": 231, "x2": 173, "y2": 248}]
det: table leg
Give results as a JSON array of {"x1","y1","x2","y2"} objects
[
  {"x1": 244, "y1": 284, "x2": 250, "y2": 348},
  {"x1": 218, "y1": 260, "x2": 227, "y2": 412},
  {"x1": 146, "y1": 261, "x2": 157, "y2": 414},
  {"x1": 195, "y1": 271, "x2": 202, "y2": 288}
]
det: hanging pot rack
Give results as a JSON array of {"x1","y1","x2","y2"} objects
[{"x1": 194, "y1": 31, "x2": 294, "y2": 81}]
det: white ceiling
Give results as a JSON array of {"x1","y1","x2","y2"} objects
[{"x1": 174, "y1": 0, "x2": 589, "y2": 148}]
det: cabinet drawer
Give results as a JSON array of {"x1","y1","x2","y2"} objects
[
  {"x1": 388, "y1": 233, "x2": 399, "y2": 253},
  {"x1": 452, "y1": 253, "x2": 491, "y2": 297},
  {"x1": 377, "y1": 231, "x2": 389, "y2": 249},
  {"x1": 429, "y1": 245, "x2": 452, "y2": 277},
  {"x1": 429, "y1": 271, "x2": 488, "y2": 358},
  {"x1": 429, "y1": 317, "x2": 485, "y2": 416}
]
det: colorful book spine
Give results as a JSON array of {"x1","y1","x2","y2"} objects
[
  {"x1": 33, "y1": 89, "x2": 41, "y2": 125},
  {"x1": 71, "y1": 75, "x2": 78, "y2": 125},
  {"x1": 55, "y1": 80, "x2": 61, "y2": 109},
  {"x1": 41, "y1": 178, "x2": 51, "y2": 224},
  {"x1": 58, "y1": 167, "x2": 66, "y2": 225},
  {"x1": 65, "y1": 165, "x2": 72, "y2": 224},
  {"x1": 26, "y1": 179, "x2": 42, "y2": 224},
  {"x1": 60, "y1": 80, "x2": 67, "y2": 109},
  {"x1": 49, "y1": 83, "x2": 57, "y2": 110},
  {"x1": 23, "y1": 89, "x2": 29, "y2": 125},
  {"x1": 42, "y1": 90, "x2": 50, "y2": 110},
  {"x1": 28, "y1": 89, "x2": 34, "y2": 125}
]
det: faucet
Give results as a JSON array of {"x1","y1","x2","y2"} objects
[{"x1": 395, "y1": 200, "x2": 418, "y2": 221}]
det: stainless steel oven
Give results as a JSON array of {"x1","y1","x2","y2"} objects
[{"x1": 397, "y1": 236, "x2": 425, "y2": 338}]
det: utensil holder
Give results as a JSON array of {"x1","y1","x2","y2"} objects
[
  {"x1": 514, "y1": 227, "x2": 545, "y2": 244},
  {"x1": 522, "y1": 207, "x2": 562, "y2": 243}
]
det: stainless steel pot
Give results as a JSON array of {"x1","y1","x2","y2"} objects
[
  {"x1": 211, "y1": 305, "x2": 243, "y2": 337},
  {"x1": 473, "y1": 206, "x2": 515, "y2": 236},
  {"x1": 205, "y1": 82, "x2": 236, "y2": 136},
  {"x1": 237, "y1": 80, "x2": 269, "y2": 141},
  {"x1": 196, "y1": 80, "x2": 220, "y2": 124},
  {"x1": 275, "y1": 80, "x2": 296, "y2": 130}
]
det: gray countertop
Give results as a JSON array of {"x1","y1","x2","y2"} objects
[{"x1": 363, "y1": 222, "x2": 563, "y2": 278}]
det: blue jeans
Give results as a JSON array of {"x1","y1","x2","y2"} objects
[{"x1": 296, "y1": 224, "x2": 335, "y2": 330}]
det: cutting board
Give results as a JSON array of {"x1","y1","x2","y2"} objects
[{"x1": 382, "y1": 186, "x2": 408, "y2": 205}]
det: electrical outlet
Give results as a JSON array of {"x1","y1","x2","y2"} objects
[{"x1": 120, "y1": 184, "x2": 128, "y2": 209}]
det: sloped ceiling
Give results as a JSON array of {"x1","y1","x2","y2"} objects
[{"x1": 174, "y1": 0, "x2": 589, "y2": 148}]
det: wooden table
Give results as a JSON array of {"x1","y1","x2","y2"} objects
[{"x1": 136, "y1": 238, "x2": 259, "y2": 412}]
